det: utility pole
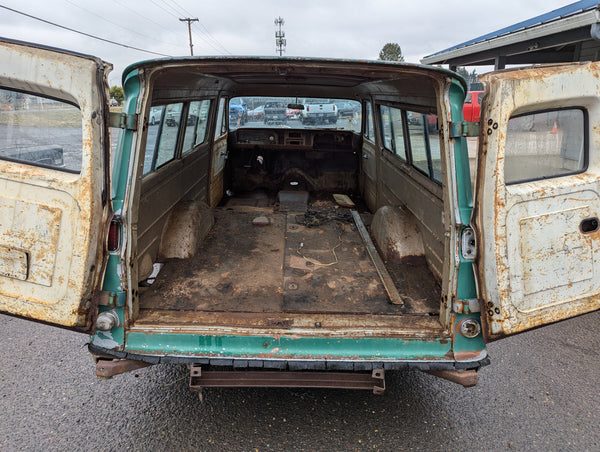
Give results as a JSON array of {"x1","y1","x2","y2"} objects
[
  {"x1": 274, "y1": 16, "x2": 286, "y2": 56},
  {"x1": 180, "y1": 18, "x2": 199, "y2": 56}
]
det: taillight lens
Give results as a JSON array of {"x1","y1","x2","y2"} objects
[
  {"x1": 306, "y1": 106, "x2": 309, "y2": 112},
  {"x1": 107, "y1": 219, "x2": 121, "y2": 252}
]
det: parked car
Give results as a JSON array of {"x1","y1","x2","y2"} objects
[
  {"x1": 286, "y1": 107, "x2": 301, "y2": 119},
  {"x1": 264, "y1": 101, "x2": 287, "y2": 124},
  {"x1": 248, "y1": 105, "x2": 264, "y2": 120},
  {"x1": 335, "y1": 101, "x2": 360, "y2": 117},
  {"x1": 301, "y1": 99, "x2": 338, "y2": 124},
  {"x1": 2, "y1": 37, "x2": 599, "y2": 396},
  {"x1": 148, "y1": 106, "x2": 163, "y2": 125}
]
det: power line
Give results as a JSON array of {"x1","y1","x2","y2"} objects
[
  {"x1": 64, "y1": 0, "x2": 181, "y2": 52},
  {"x1": 165, "y1": 0, "x2": 192, "y2": 17},
  {"x1": 0, "y1": 4, "x2": 171, "y2": 57},
  {"x1": 191, "y1": 23, "x2": 231, "y2": 55},
  {"x1": 110, "y1": 0, "x2": 186, "y2": 47},
  {"x1": 149, "y1": 0, "x2": 179, "y2": 19}
]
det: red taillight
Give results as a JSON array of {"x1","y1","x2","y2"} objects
[
  {"x1": 107, "y1": 219, "x2": 121, "y2": 252},
  {"x1": 306, "y1": 105, "x2": 309, "y2": 112}
]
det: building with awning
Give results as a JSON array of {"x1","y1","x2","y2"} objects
[{"x1": 421, "y1": 0, "x2": 600, "y2": 70}]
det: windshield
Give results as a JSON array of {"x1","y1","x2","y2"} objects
[{"x1": 230, "y1": 97, "x2": 361, "y2": 132}]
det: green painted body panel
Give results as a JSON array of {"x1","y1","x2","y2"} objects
[
  {"x1": 93, "y1": 70, "x2": 141, "y2": 349},
  {"x1": 453, "y1": 314, "x2": 486, "y2": 356},
  {"x1": 125, "y1": 332, "x2": 454, "y2": 361}
]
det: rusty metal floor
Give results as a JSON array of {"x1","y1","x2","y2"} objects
[{"x1": 139, "y1": 197, "x2": 440, "y2": 318}]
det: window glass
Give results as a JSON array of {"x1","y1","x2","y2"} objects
[
  {"x1": 381, "y1": 105, "x2": 393, "y2": 150},
  {"x1": 155, "y1": 103, "x2": 182, "y2": 168},
  {"x1": 390, "y1": 107, "x2": 406, "y2": 160},
  {"x1": 182, "y1": 100, "x2": 211, "y2": 153},
  {"x1": 144, "y1": 105, "x2": 164, "y2": 175},
  {"x1": 427, "y1": 114, "x2": 442, "y2": 182},
  {"x1": 407, "y1": 111, "x2": 429, "y2": 175},
  {"x1": 0, "y1": 87, "x2": 81, "y2": 172},
  {"x1": 504, "y1": 109, "x2": 585, "y2": 184},
  {"x1": 226, "y1": 97, "x2": 360, "y2": 132},
  {"x1": 464, "y1": 92, "x2": 472, "y2": 104},
  {"x1": 215, "y1": 98, "x2": 226, "y2": 137},
  {"x1": 365, "y1": 102, "x2": 375, "y2": 142},
  {"x1": 143, "y1": 103, "x2": 182, "y2": 175},
  {"x1": 380, "y1": 105, "x2": 406, "y2": 160}
]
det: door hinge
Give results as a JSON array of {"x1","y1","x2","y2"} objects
[
  {"x1": 109, "y1": 112, "x2": 137, "y2": 131},
  {"x1": 450, "y1": 121, "x2": 479, "y2": 138}
]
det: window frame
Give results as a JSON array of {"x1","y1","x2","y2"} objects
[{"x1": 364, "y1": 101, "x2": 375, "y2": 143}]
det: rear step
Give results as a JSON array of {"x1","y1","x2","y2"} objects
[{"x1": 189, "y1": 364, "x2": 386, "y2": 394}]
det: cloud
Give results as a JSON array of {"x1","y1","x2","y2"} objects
[{"x1": 0, "y1": 0, "x2": 573, "y2": 84}]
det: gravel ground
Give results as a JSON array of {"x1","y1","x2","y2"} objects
[{"x1": 1, "y1": 311, "x2": 598, "y2": 451}]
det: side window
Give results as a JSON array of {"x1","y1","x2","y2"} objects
[
  {"x1": 380, "y1": 105, "x2": 406, "y2": 160},
  {"x1": 504, "y1": 108, "x2": 586, "y2": 184},
  {"x1": 182, "y1": 99, "x2": 211, "y2": 153},
  {"x1": 195, "y1": 100, "x2": 211, "y2": 146},
  {"x1": 0, "y1": 87, "x2": 81, "y2": 172},
  {"x1": 427, "y1": 115, "x2": 441, "y2": 183},
  {"x1": 215, "y1": 98, "x2": 226, "y2": 138},
  {"x1": 143, "y1": 102, "x2": 182, "y2": 176},
  {"x1": 364, "y1": 102, "x2": 375, "y2": 142},
  {"x1": 155, "y1": 103, "x2": 183, "y2": 168},
  {"x1": 406, "y1": 111, "x2": 429, "y2": 175},
  {"x1": 144, "y1": 105, "x2": 164, "y2": 175}
]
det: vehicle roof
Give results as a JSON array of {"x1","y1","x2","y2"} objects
[{"x1": 125, "y1": 56, "x2": 466, "y2": 109}]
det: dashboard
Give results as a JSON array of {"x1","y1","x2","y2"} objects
[{"x1": 229, "y1": 128, "x2": 360, "y2": 152}]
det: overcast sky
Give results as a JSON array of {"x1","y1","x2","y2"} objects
[{"x1": 0, "y1": 0, "x2": 578, "y2": 85}]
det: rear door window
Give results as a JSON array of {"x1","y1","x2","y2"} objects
[
  {"x1": 504, "y1": 108, "x2": 586, "y2": 184},
  {"x1": 0, "y1": 87, "x2": 81, "y2": 172}
]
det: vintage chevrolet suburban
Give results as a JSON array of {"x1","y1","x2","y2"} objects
[{"x1": 1, "y1": 37, "x2": 599, "y2": 393}]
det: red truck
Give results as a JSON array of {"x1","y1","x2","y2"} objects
[{"x1": 463, "y1": 90, "x2": 484, "y2": 122}]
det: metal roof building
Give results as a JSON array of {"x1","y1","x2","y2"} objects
[{"x1": 421, "y1": 0, "x2": 600, "y2": 70}]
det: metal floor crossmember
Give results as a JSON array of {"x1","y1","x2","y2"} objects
[{"x1": 189, "y1": 364, "x2": 385, "y2": 394}]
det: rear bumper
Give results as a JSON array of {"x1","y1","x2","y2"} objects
[
  {"x1": 89, "y1": 329, "x2": 490, "y2": 372},
  {"x1": 89, "y1": 342, "x2": 490, "y2": 371}
]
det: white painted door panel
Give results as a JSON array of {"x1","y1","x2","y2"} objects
[
  {"x1": 475, "y1": 62, "x2": 600, "y2": 340},
  {"x1": 0, "y1": 39, "x2": 109, "y2": 329}
]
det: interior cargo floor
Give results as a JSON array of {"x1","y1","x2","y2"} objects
[{"x1": 139, "y1": 195, "x2": 440, "y2": 317}]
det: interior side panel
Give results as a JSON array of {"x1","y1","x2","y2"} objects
[
  {"x1": 379, "y1": 155, "x2": 444, "y2": 279},
  {"x1": 137, "y1": 144, "x2": 210, "y2": 275}
]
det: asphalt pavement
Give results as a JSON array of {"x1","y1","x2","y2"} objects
[{"x1": 1, "y1": 311, "x2": 598, "y2": 452}]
